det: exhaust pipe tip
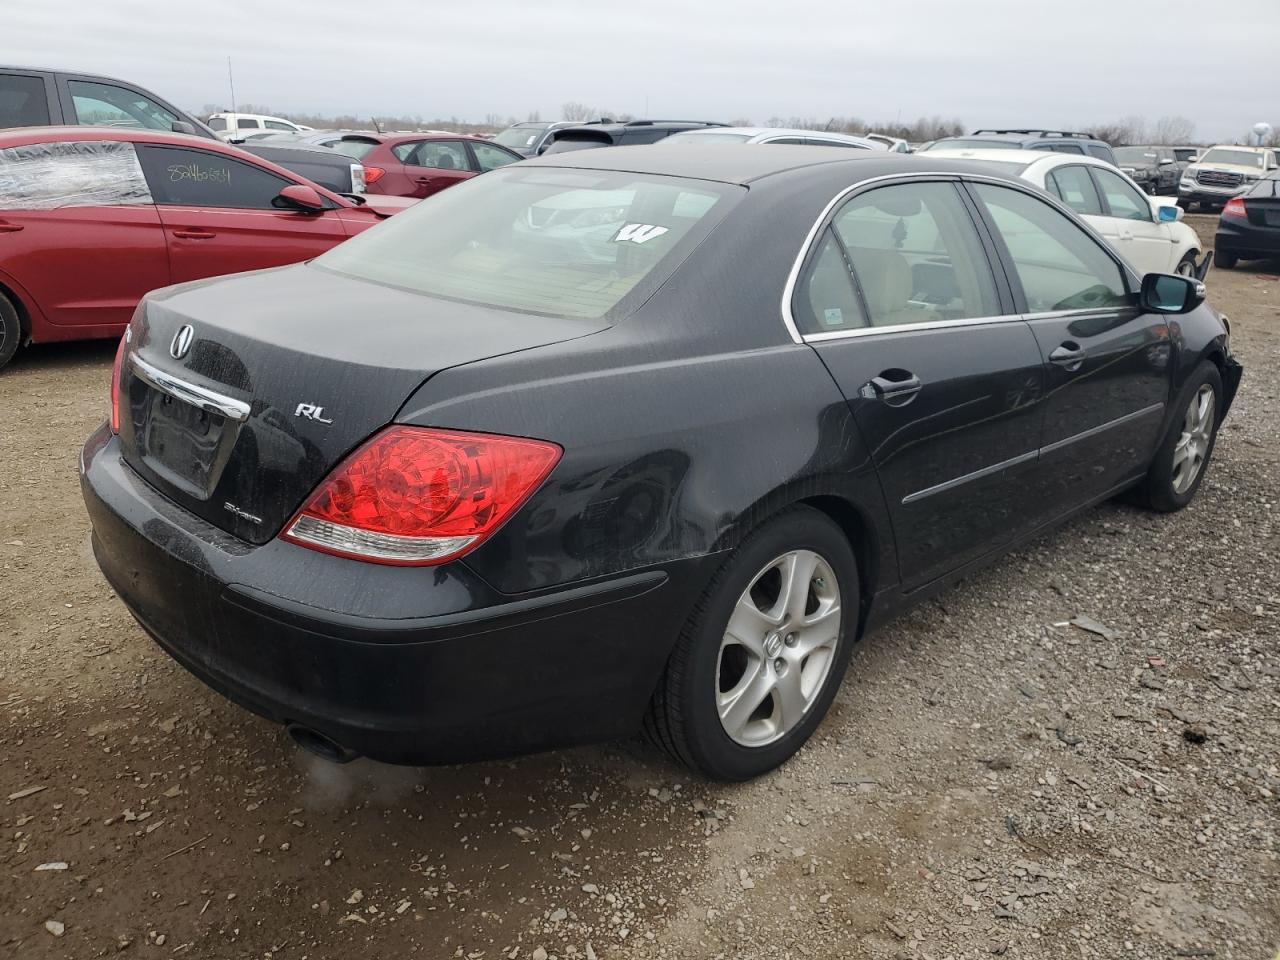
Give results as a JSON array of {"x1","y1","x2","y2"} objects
[{"x1": 286, "y1": 723, "x2": 358, "y2": 764}]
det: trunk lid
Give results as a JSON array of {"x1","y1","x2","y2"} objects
[{"x1": 118, "y1": 262, "x2": 604, "y2": 544}]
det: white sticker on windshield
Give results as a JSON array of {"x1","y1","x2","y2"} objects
[{"x1": 613, "y1": 223, "x2": 670, "y2": 244}]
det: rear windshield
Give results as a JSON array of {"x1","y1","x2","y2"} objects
[
  {"x1": 921, "y1": 139, "x2": 1020, "y2": 151},
  {"x1": 494, "y1": 124, "x2": 551, "y2": 148},
  {"x1": 327, "y1": 138, "x2": 377, "y2": 160},
  {"x1": 542, "y1": 137, "x2": 610, "y2": 155},
  {"x1": 315, "y1": 167, "x2": 742, "y2": 320},
  {"x1": 663, "y1": 132, "x2": 754, "y2": 144},
  {"x1": 1198, "y1": 148, "x2": 1266, "y2": 168},
  {"x1": 1114, "y1": 147, "x2": 1158, "y2": 164}
]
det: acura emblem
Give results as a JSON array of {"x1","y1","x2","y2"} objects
[{"x1": 170, "y1": 325, "x2": 194, "y2": 360}]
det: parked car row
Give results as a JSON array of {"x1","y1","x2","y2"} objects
[
  {"x1": 0, "y1": 67, "x2": 366, "y2": 194},
  {"x1": 0, "y1": 127, "x2": 414, "y2": 369}
]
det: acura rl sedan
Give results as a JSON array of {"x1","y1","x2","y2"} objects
[{"x1": 81, "y1": 146, "x2": 1242, "y2": 780}]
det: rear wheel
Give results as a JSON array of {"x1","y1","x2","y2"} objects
[
  {"x1": 1213, "y1": 249, "x2": 1238, "y2": 269},
  {"x1": 644, "y1": 507, "x2": 858, "y2": 780},
  {"x1": 1136, "y1": 360, "x2": 1223, "y2": 512},
  {"x1": 0, "y1": 292, "x2": 22, "y2": 371}
]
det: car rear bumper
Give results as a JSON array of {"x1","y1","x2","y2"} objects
[
  {"x1": 80, "y1": 425, "x2": 717, "y2": 765},
  {"x1": 1215, "y1": 220, "x2": 1280, "y2": 261}
]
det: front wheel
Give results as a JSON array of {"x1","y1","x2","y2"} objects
[
  {"x1": 644, "y1": 507, "x2": 858, "y2": 780},
  {"x1": 1137, "y1": 360, "x2": 1223, "y2": 512},
  {"x1": 1175, "y1": 251, "x2": 1198, "y2": 277}
]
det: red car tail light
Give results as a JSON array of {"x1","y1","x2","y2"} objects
[
  {"x1": 109, "y1": 333, "x2": 127, "y2": 433},
  {"x1": 364, "y1": 166, "x2": 385, "y2": 185},
  {"x1": 281, "y1": 426, "x2": 561, "y2": 565},
  {"x1": 1222, "y1": 197, "x2": 1247, "y2": 220}
]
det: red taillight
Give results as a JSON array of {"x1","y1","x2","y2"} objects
[
  {"x1": 109, "y1": 333, "x2": 127, "y2": 433},
  {"x1": 281, "y1": 426, "x2": 561, "y2": 565},
  {"x1": 364, "y1": 166, "x2": 385, "y2": 185},
  {"x1": 1222, "y1": 197, "x2": 1247, "y2": 220}
]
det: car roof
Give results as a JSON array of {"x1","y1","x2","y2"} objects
[
  {"x1": 520, "y1": 142, "x2": 1025, "y2": 186},
  {"x1": 375, "y1": 132, "x2": 491, "y2": 145},
  {"x1": 674, "y1": 126, "x2": 874, "y2": 142},
  {"x1": 0, "y1": 125, "x2": 233, "y2": 149},
  {"x1": 1202, "y1": 144, "x2": 1271, "y2": 153}
]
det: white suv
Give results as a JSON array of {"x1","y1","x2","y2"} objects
[
  {"x1": 206, "y1": 112, "x2": 312, "y2": 142},
  {"x1": 929, "y1": 148, "x2": 1202, "y2": 277},
  {"x1": 1177, "y1": 145, "x2": 1277, "y2": 210}
]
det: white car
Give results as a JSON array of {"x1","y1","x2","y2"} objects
[
  {"x1": 206, "y1": 112, "x2": 312, "y2": 142},
  {"x1": 928, "y1": 148, "x2": 1202, "y2": 277},
  {"x1": 660, "y1": 127, "x2": 885, "y2": 150}
]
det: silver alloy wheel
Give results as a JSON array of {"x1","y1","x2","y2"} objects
[
  {"x1": 1172, "y1": 383, "x2": 1215, "y2": 494},
  {"x1": 715, "y1": 549, "x2": 841, "y2": 747},
  {"x1": 1176, "y1": 258, "x2": 1196, "y2": 277}
]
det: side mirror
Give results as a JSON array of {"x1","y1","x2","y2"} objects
[
  {"x1": 1157, "y1": 204, "x2": 1182, "y2": 223},
  {"x1": 170, "y1": 121, "x2": 197, "y2": 135},
  {"x1": 273, "y1": 184, "x2": 326, "y2": 213},
  {"x1": 1159, "y1": 157, "x2": 1174, "y2": 165},
  {"x1": 1140, "y1": 272, "x2": 1204, "y2": 314}
]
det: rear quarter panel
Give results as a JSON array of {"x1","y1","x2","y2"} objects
[{"x1": 393, "y1": 174, "x2": 899, "y2": 600}]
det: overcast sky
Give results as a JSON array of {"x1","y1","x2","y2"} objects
[{"x1": 6, "y1": 0, "x2": 1276, "y2": 140}]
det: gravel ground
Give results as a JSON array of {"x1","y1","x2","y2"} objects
[{"x1": 1, "y1": 215, "x2": 1277, "y2": 959}]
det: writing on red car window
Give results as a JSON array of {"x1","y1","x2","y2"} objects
[
  {"x1": 613, "y1": 223, "x2": 669, "y2": 244},
  {"x1": 168, "y1": 163, "x2": 231, "y2": 185}
]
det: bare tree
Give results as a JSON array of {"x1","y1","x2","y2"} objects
[
  {"x1": 1150, "y1": 116, "x2": 1196, "y2": 145},
  {"x1": 561, "y1": 102, "x2": 596, "y2": 121}
]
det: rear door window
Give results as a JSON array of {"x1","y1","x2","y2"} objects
[
  {"x1": 67, "y1": 80, "x2": 179, "y2": 131},
  {"x1": 828, "y1": 181, "x2": 1000, "y2": 328},
  {"x1": 971, "y1": 183, "x2": 1129, "y2": 313},
  {"x1": 264, "y1": 120, "x2": 296, "y2": 131},
  {"x1": 236, "y1": 117, "x2": 261, "y2": 130},
  {"x1": 0, "y1": 74, "x2": 52, "y2": 127},
  {"x1": 0, "y1": 139, "x2": 152, "y2": 209},
  {"x1": 407, "y1": 140, "x2": 469, "y2": 170},
  {"x1": 1045, "y1": 165, "x2": 1104, "y2": 216},
  {"x1": 135, "y1": 144, "x2": 293, "y2": 209}
]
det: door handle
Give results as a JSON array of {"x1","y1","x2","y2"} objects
[
  {"x1": 0, "y1": 222, "x2": 23, "y2": 233},
  {"x1": 861, "y1": 370, "x2": 922, "y2": 405},
  {"x1": 1049, "y1": 342, "x2": 1086, "y2": 371},
  {"x1": 172, "y1": 229, "x2": 216, "y2": 239}
]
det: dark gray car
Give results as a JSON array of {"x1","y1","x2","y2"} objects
[
  {"x1": 1114, "y1": 146, "x2": 1181, "y2": 194},
  {"x1": 0, "y1": 66, "x2": 365, "y2": 193}
]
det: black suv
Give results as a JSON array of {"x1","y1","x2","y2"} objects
[
  {"x1": 543, "y1": 120, "x2": 727, "y2": 154},
  {"x1": 921, "y1": 129, "x2": 1117, "y2": 166},
  {"x1": 0, "y1": 66, "x2": 366, "y2": 194}
]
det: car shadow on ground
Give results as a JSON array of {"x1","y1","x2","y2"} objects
[{"x1": 9, "y1": 338, "x2": 119, "y2": 374}]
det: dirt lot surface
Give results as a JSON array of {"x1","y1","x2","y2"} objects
[{"x1": 2, "y1": 216, "x2": 1277, "y2": 959}]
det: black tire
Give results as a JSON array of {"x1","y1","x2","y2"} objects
[
  {"x1": 1175, "y1": 250, "x2": 1198, "y2": 277},
  {"x1": 1136, "y1": 360, "x2": 1223, "y2": 513},
  {"x1": 1213, "y1": 249, "x2": 1238, "y2": 269},
  {"x1": 0, "y1": 291, "x2": 21, "y2": 371},
  {"x1": 644, "y1": 506, "x2": 858, "y2": 780}
]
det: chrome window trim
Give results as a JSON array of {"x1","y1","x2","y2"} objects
[
  {"x1": 780, "y1": 171, "x2": 1141, "y2": 345},
  {"x1": 801, "y1": 313, "x2": 1020, "y2": 342},
  {"x1": 131, "y1": 354, "x2": 251, "y2": 422}
]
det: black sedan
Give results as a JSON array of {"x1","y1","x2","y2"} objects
[
  {"x1": 1214, "y1": 170, "x2": 1280, "y2": 268},
  {"x1": 81, "y1": 147, "x2": 1242, "y2": 781}
]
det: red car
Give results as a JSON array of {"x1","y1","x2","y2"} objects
[
  {"x1": 0, "y1": 127, "x2": 413, "y2": 369},
  {"x1": 350, "y1": 132, "x2": 523, "y2": 199}
]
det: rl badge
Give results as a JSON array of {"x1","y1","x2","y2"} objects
[{"x1": 295, "y1": 403, "x2": 334, "y2": 424}]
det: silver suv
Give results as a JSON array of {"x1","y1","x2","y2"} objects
[{"x1": 1178, "y1": 145, "x2": 1278, "y2": 210}]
